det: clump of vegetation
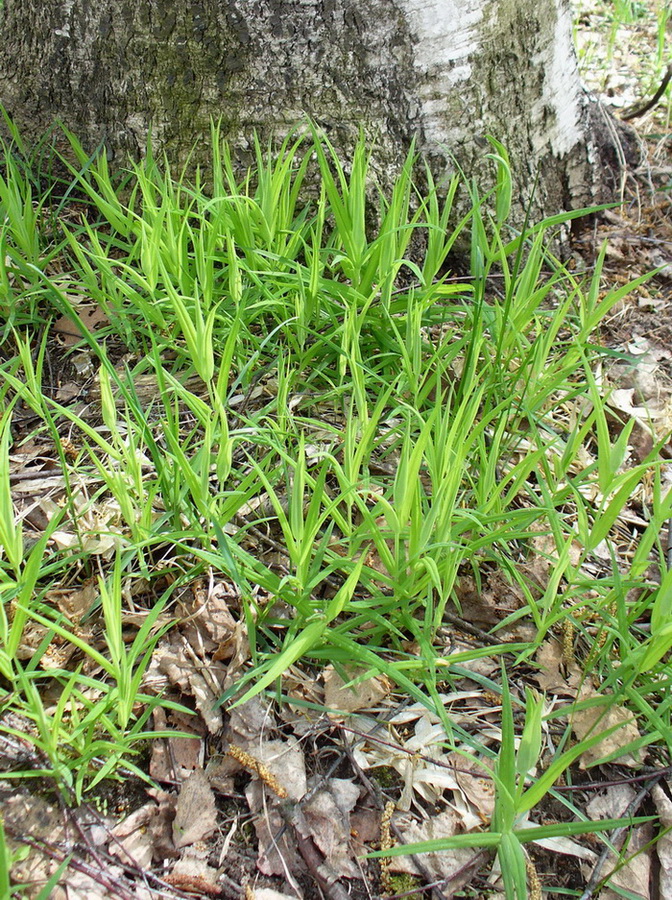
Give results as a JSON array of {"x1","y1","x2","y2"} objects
[{"x1": 0, "y1": 116, "x2": 669, "y2": 897}]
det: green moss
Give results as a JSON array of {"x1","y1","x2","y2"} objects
[{"x1": 386, "y1": 873, "x2": 422, "y2": 894}]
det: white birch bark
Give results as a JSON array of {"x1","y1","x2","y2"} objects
[{"x1": 0, "y1": 0, "x2": 622, "y2": 225}]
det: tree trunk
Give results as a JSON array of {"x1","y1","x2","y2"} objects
[{"x1": 0, "y1": 0, "x2": 624, "y2": 227}]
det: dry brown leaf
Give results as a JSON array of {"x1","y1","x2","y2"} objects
[
  {"x1": 2, "y1": 788, "x2": 69, "y2": 892},
  {"x1": 109, "y1": 803, "x2": 157, "y2": 868},
  {"x1": 55, "y1": 380, "x2": 83, "y2": 402},
  {"x1": 50, "y1": 581, "x2": 98, "y2": 623},
  {"x1": 302, "y1": 777, "x2": 361, "y2": 878},
  {"x1": 572, "y1": 689, "x2": 643, "y2": 768},
  {"x1": 244, "y1": 737, "x2": 307, "y2": 876},
  {"x1": 227, "y1": 697, "x2": 275, "y2": 744},
  {"x1": 450, "y1": 753, "x2": 496, "y2": 822},
  {"x1": 149, "y1": 639, "x2": 224, "y2": 734},
  {"x1": 323, "y1": 664, "x2": 390, "y2": 714},
  {"x1": 173, "y1": 768, "x2": 218, "y2": 849},
  {"x1": 253, "y1": 890, "x2": 300, "y2": 900},
  {"x1": 55, "y1": 870, "x2": 111, "y2": 900},
  {"x1": 389, "y1": 809, "x2": 480, "y2": 886},
  {"x1": 165, "y1": 842, "x2": 221, "y2": 896},
  {"x1": 586, "y1": 785, "x2": 652, "y2": 900},
  {"x1": 246, "y1": 788, "x2": 302, "y2": 877},
  {"x1": 350, "y1": 804, "x2": 382, "y2": 843},
  {"x1": 182, "y1": 580, "x2": 249, "y2": 672},
  {"x1": 145, "y1": 788, "x2": 179, "y2": 862},
  {"x1": 452, "y1": 575, "x2": 502, "y2": 627},
  {"x1": 534, "y1": 638, "x2": 582, "y2": 694},
  {"x1": 244, "y1": 736, "x2": 307, "y2": 803},
  {"x1": 149, "y1": 707, "x2": 204, "y2": 781},
  {"x1": 53, "y1": 304, "x2": 109, "y2": 347}
]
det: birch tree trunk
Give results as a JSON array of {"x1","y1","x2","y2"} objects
[{"x1": 0, "y1": 0, "x2": 622, "y2": 226}]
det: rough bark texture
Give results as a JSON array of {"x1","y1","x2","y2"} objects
[{"x1": 0, "y1": 0, "x2": 625, "y2": 227}]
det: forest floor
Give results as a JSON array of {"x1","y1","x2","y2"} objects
[{"x1": 3, "y1": 3, "x2": 672, "y2": 900}]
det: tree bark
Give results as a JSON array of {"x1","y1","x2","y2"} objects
[{"x1": 0, "y1": 0, "x2": 625, "y2": 227}]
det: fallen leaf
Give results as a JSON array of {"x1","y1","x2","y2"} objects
[
  {"x1": 173, "y1": 769, "x2": 218, "y2": 849},
  {"x1": 53, "y1": 304, "x2": 109, "y2": 347},
  {"x1": 109, "y1": 803, "x2": 156, "y2": 868},
  {"x1": 572, "y1": 690, "x2": 643, "y2": 768},
  {"x1": 517, "y1": 814, "x2": 597, "y2": 863},
  {"x1": 586, "y1": 785, "x2": 651, "y2": 900},
  {"x1": 55, "y1": 870, "x2": 110, "y2": 900},
  {"x1": 244, "y1": 737, "x2": 307, "y2": 876},
  {"x1": 145, "y1": 788, "x2": 179, "y2": 861},
  {"x1": 55, "y1": 380, "x2": 82, "y2": 402},
  {"x1": 247, "y1": 790, "x2": 302, "y2": 877},
  {"x1": 302, "y1": 777, "x2": 360, "y2": 877},
  {"x1": 390, "y1": 809, "x2": 482, "y2": 889},
  {"x1": 227, "y1": 697, "x2": 275, "y2": 744},
  {"x1": 253, "y1": 890, "x2": 300, "y2": 900},
  {"x1": 150, "y1": 639, "x2": 225, "y2": 734},
  {"x1": 1, "y1": 788, "x2": 69, "y2": 893},
  {"x1": 165, "y1": 842, "x2": 221, "y2": 896},
  {"x1": 534, "y1": 638, "x2": 582, "y2": 694},
  {"x1": 323, "y1": 664, "x2": 390, "y2": 714},
  {"x1": 450, "y1": 753, "x2": 496, "y2": 822},
  {"x1": 149, "y1": 707, "x2": 204, "y2": 781},
  {"x1": 244, "y1": 737, "x2": 307, "y2": 802}
]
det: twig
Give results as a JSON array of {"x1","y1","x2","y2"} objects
[
  {"x1": 62, "y1": 802, "x2": 111, "y2": 880},
  {"x1": 554, "y1": 764, "x2": 672, "y2": 793},
  {"x1": 441, "y1": 610, "x2": 507, "y2": 646},
  {"x1": 8, "y1": 467, "x2": 66, "y2": 484},
  {"x1": 2, "y1": 827, "x2": 137, "y2": 900},
  {"x1": 622, "y1": 62, "x2": 672, "y2": 121}
]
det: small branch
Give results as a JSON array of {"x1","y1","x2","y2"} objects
[{"x1": 621, "y1": 63, "x2": 672, "y2": 121}]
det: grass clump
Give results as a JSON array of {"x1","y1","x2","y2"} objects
[{"x1": 0, "y1": 120, "x2": 669, "y2": 895}]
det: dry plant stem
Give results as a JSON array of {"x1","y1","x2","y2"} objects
[
  {"x1": 2, "y1": 826, "x2": 138, "y2": 900},
  {"x1": 8, "y1": 468, "x2": 66, "y2": 483},
  {"x1": 578, "y1": 773, "x2": 665, "y2": 900},
  {"x1": 440, "y1": 611, "x2": 505, "y2": 646},
  {"x1": 21, "y1": 796, "x2": 197, "y2": 900},
  {"x1": 62, "y1": 801, "x2": 111, "y2": 879},
  {"x1": 554, "y1": 764, "x2": 672, "y2": 793}
]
